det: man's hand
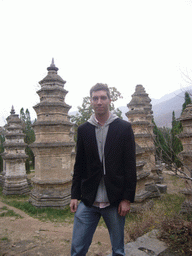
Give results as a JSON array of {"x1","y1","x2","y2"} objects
[
  {"x1": 118, "y1": 199, "x2": 131, "y2": 216},
  {"x1": 70, "y1": 199, "x2": 78, "y2": 213}
]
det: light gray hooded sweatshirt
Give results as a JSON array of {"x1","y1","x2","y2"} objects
[{"x1": 88, "y1": 112, "x2": 118, "y2": 204}]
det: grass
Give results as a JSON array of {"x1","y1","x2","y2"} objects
[
  {"x1": 0, "y1": 174, "x2": 192, "y2": 254},
  {"x1": 123, "y1": 174, "x2": 192, "y2": 255},
  {"x1": 160, "y1": 215, "x2": 192, "y2": 254},
  {"x1": 0, "y1": 187, "x2": 74, "y2": 223},
  {"x1": 1, "y1": 237, "x2": 8, "y2": 241},
  {"x1": 124, "y1": 193, "x2": 187, "y2": 240},
  {"x1": 0, "y1": 206, "x2": 22, "y2": 218}
]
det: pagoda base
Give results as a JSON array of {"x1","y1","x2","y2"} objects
[
  {"x1": 3, "y1": 175, "x2": 30, "y2": 195},
  {"x1": 29, "y1": 178, "x2": 72, "y2": 208}
]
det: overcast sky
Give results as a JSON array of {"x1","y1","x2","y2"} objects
[{"x1": 1, "y1": 0, "x2": 192, "y2": 126}]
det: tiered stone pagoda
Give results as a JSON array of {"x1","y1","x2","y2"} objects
[
  {"x1": 1, "y1": 106, "x2": 29, "y2": 195},
  {"x1": 178, "y1": 103, "x2": 192, "y2": 214},
  {"x1": 135, "y1": 143, "x2": 147, "y2": 180},
  {"x1": 29, "y1": 59, "x2": 75, "y2": 208},
  {"x1": 178, "y1": 104, "x2": 192, "y2": 178},
  {"x1": 126, "y1": 84, "x2": 155, "y2": 174}
]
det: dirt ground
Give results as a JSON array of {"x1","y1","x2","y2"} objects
[
  {"x1": 0, "y1": 173, "x2": 187, "y2": 256},
  {"x1": 0, "y1": 199, "x2": 113, "y2": 256}
]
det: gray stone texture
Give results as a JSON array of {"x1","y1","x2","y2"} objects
[
  {"x1": 127, "y1": 84, "x2": 156, "y2": 176},
  {"x1": 1, "y1": 106, "x2": 29, "y2": 195},
  {"x1": 29, "y1": 59, "x2": 75, "y2": 208},
  {"x1": 107, "y1": 229, "x2": 168, "y2": 256}
]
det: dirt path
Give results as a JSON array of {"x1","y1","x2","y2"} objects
[
  {"x1": 0, "y1": 201, "x2": 111, "y2": 256},
  {"x1": 0, "y1": 173, "x2": 184, "y2": 255}
]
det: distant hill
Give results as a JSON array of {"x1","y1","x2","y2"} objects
[
  {"x1": 69, "y1": 86, "x2": 192, "y2": 128},
  {"x1": 151, "y1": 87, "x2": 191, "y2": 106},
  {"x1": 152, "y1": 94, "x2": 183, "y2": 127}
]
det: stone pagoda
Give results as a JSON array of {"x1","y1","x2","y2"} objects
[
  {"x1": 30, "y1": 59, "x2": 75, "y2": 208},
  {"x1": 126, "y1": 84, "x2": 155, "y2": 174},
  {"x1": 178, "y1": 103, "x2": 192, "y2": 214},
  {"x1": 135, "y1": 143, "x2": 148, "y2": 180},
  {"x1": 1, "y1": 106, "x2": 29, "y2": 195},
  {"x1": 178, "y1": 104, "x2": 192, "y2": 178}
]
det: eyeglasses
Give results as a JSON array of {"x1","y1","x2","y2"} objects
[{"x1": 92, "y1": 96, "x2": 108, "y2": 102}]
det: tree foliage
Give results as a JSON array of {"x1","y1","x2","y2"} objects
[
  {"x1": 71, "y1": 96, "x2": 93, "y2": 128},
  {"x1": 181, "y1": 91, "x2": 192, "y2": 114},
  {"x1": 20, "y1": 108, "x2": 35, "y2": 172},
  {"x1": 153, "y1": 112, "x2": 183, "y2": 168},
  {"x1": 171, "y1": 111, "x2": 183, "y2": 167},
  {"x1": 153, "y1": 120, "x2": 172, "y2": 164},
  {"x1": 153, "y1": 92, "x2": 192, "y2": 172}
]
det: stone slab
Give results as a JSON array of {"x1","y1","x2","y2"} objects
[{"x1": 107, "y1": 229, "x2": 168, "y2": 256}]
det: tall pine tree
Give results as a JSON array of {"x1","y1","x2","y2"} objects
[
  {"x1": 181, "y1": 91, "x2": 192, "y2": 114},
  {"x1": 153, "y1": 119, "x2": 172, "y2": 165},
  {"x1": 171, "y1": 111, "x2": 183, "y2": 167},
  {"x1": 20, "y1": 108, "x2": 35, "y2": 172}
]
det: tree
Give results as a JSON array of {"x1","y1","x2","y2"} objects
[
  {"x1": 71, "y1": 96, "x2": 94, "y2": 128},
  {"x1": 182, "y1": 91, "x2": 192, "y2": 114},
  {"x1": 152, "y1": 92, "x2": 192, "y2": 181},
  {"x1": 20, "y1": 108, "x2": 35, "y2": 144},
  {"x1": 171, "y1": 111, "x2": 183, "y2": 167},
  {"x1": 153, "y1": 111, "x2": 183, "y2": 168},
  {"x1": 20, "y1": 108, "x2": 35, "y2": 172},
  {"x1": 153, "y1": 120, "x2": 172, "y2": 164}
]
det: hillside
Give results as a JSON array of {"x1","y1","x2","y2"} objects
[
  {"x1": 152, "y1": 94, "x2": 182, "y2": 127},
  {"x1": 152, "y1": 88, "x2": 192, "y2": 127}
]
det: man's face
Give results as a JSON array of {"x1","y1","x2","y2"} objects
[{"x1": 91, "y1": 90, "x2": 111, "y2": 116}]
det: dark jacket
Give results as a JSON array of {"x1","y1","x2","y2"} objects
[{"x1": 71, "y1": 118, "x2": 137, "y2": 207}]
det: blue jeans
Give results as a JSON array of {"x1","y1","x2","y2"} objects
[{"x1": 71, "y1": 201, "x2": 125, "y2": 256}]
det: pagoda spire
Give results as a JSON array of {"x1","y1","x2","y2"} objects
[
  {"x1": 51, "y1": 58, "x2": 55, "y2": 66},
  {"x1": 10, "y1": 106, "x2": 15, "y2": 115},
  {"x1": 47, "y1": 58, "x2": 58, "y2": 72}
]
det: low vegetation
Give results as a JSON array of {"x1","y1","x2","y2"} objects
[
  {"x1": 0, "y1": 206, "x2": 22, "y2": 218},
  {"x1": 160, "y1": 215, "x2": 192, "y2": 254},
  {"x1": 124, "y1": 174, "x2": 192, "y2": 255},
  {"x1": 0, "y1": 174, "x2": 192, "y2": 254},
  {"x1": 0, "y1": 187, "x2": 74, "y2": 223}
]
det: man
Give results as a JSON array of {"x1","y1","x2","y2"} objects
[{"x1": 70, "y1": 83, "x2": 136, "y2": 256}]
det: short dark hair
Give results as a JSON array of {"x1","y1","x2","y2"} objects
[{"x1": 90, "y1": 83, "x2": 110, "y2": 99}]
